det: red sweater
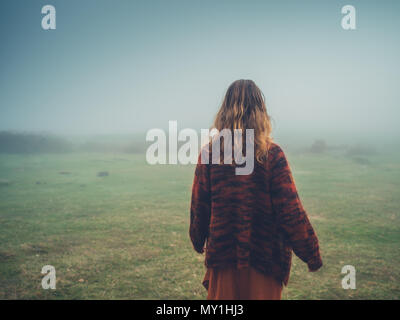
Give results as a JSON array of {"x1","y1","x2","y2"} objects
[{"x1": 189, "y1": 142, "x2": 322, "y2": 286}]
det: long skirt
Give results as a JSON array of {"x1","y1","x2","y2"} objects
[{"x1": 203, "y1": 266, "x2": 282, "y2": 300}]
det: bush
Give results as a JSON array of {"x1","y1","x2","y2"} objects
[
  {"x1": 310, "y1": 139, "x2": 327, "y2": 153},
  {"x1": 0, "y1": 131, "x2": 73, "y2": 154},
  {"x1": 346, "y1": 144, "x2": 377, "y2": 156}
]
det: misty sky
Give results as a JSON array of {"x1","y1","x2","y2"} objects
[{"x1": 0, "y1": 0, "x2": 399, "y2": 140}]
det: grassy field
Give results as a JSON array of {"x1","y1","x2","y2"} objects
[{"x1": 0, "y1": 149, "x2": 399, "y2": 299}]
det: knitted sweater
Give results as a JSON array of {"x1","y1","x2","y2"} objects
[{"x1": 189, "y1": 142, "x2": 322, "y2": 286}]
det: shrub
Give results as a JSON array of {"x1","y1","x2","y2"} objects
[
  {"x1": 0, "y1": 131, "x2": 72, "y2": 154},
  {"x1": 310, "y1": 139, "x2": 327, "y2": 153}
]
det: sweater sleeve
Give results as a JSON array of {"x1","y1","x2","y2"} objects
[
  {"x1": 269, "y1": 145, "x2": 323, "y2": 271},
  {"x1": 189, "y1": 154, "x2": 211, "y2": 254}
]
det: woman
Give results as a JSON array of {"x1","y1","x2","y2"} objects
[{"x1": 189, "y1": 79, "x2": 322, "y2": 300}]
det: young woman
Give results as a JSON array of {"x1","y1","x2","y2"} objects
[{"x1": 189, "y1": 79, "x2": 322, "y2": 300}]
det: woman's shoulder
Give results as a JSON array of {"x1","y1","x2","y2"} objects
[
  {"x1": 267, "y1": 142, "x2": 288, "y2": 166},
  {"x1": 268, "y1": 141, "x2": 285, "y2": 156}
]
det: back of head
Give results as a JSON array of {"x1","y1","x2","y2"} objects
[{"x1": 213, "y1": 79, "x2": 273, "y2": 163}]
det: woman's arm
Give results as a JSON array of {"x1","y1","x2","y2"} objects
[
  {"x1": 189, "y1": 156, "x2": 211, "y2": 254},
  {"x1": 270, "y1": 145, "x2": 323, "y2": 271}
]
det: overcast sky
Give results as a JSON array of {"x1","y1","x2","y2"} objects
[{"x1": 0, "y1": 0, "x2": 399, "y2": 142}]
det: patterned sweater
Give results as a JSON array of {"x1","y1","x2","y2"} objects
[{"x1": 189, "y1": 142, "x2": 322, "y2": 286}]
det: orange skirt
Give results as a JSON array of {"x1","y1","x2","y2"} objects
[{"x1": 203, "y1": 266, "x2": 282, "y2": 300}]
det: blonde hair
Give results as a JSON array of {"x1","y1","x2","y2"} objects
[{"x1": 212, "y1": 79, "x2": 273, "y2": 163}]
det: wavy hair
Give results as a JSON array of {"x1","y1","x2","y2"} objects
[{"x1": 212, "y1": 79, "x2": 273, "y2": 164}]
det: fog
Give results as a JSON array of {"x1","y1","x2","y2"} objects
[{"x1": 1, "y1": 0, "x2": 399, "y2": 150}]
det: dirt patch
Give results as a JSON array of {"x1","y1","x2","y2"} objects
[{"x1": 20, "y1": 243, "x2": 49, "y2": 254}]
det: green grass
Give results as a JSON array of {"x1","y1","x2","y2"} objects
[{"x1": 0, "y1": 150, "x2": 399, "y2": 299}]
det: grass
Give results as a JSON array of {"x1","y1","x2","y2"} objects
[{"x1": 0, "y1": 149, "x2": 399, "y2": 299}]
